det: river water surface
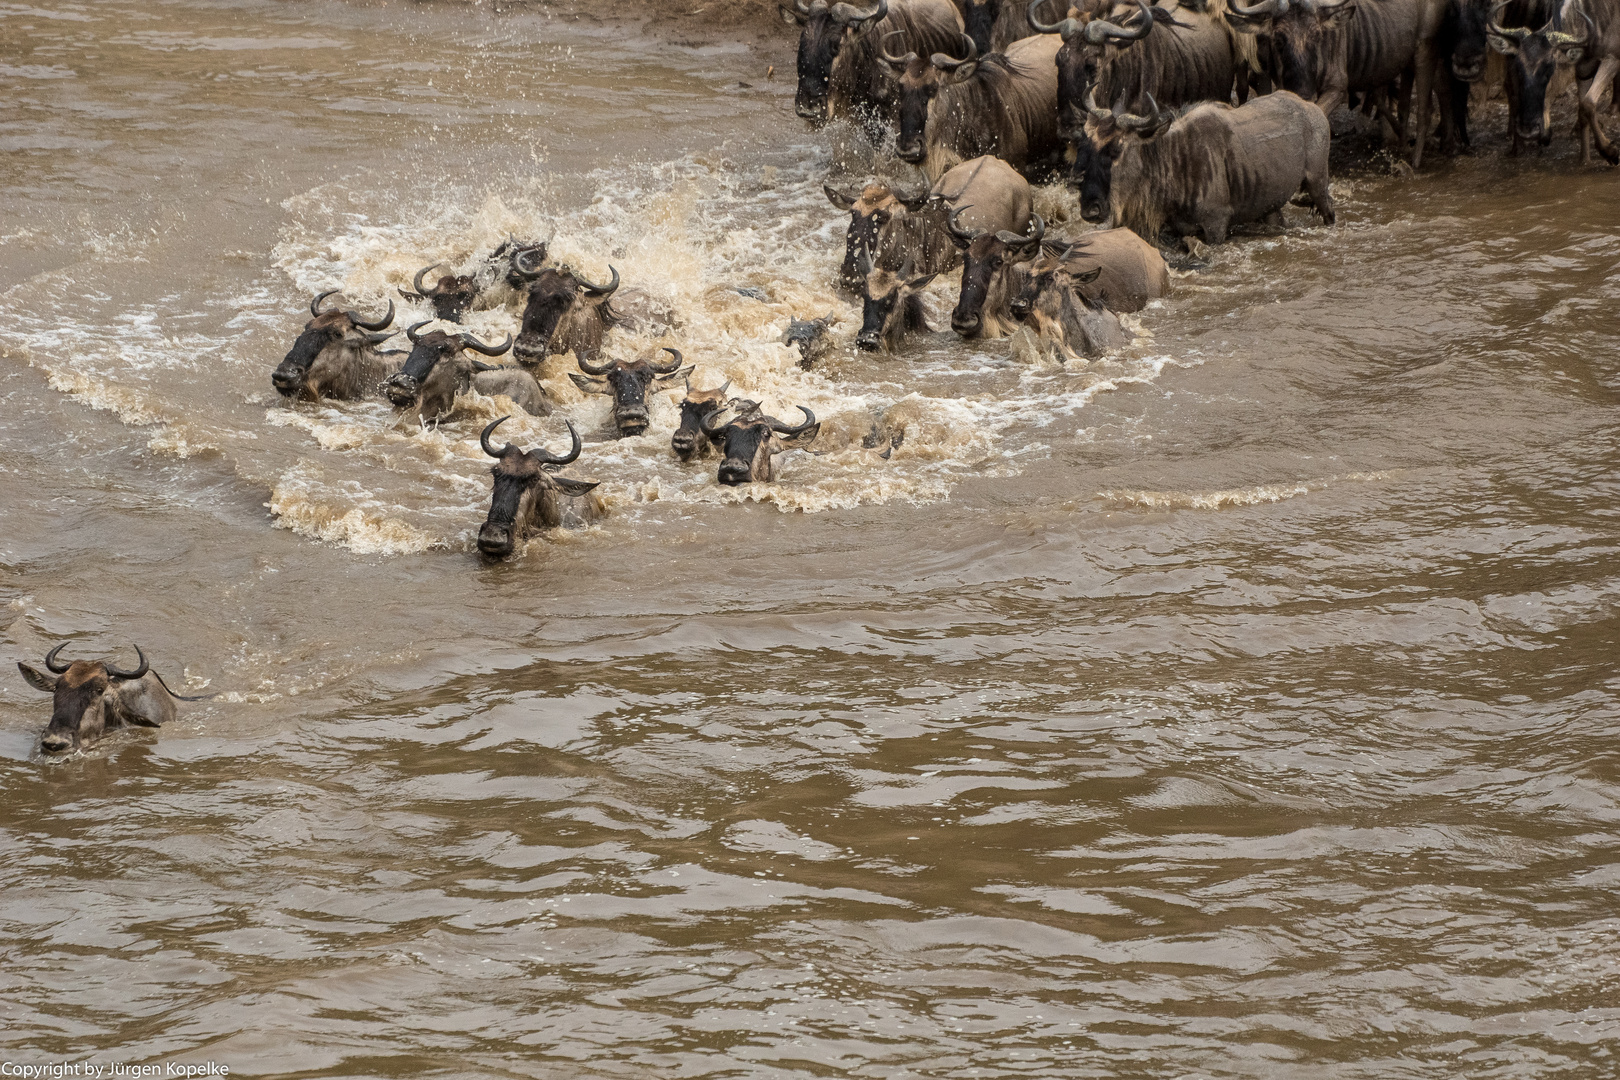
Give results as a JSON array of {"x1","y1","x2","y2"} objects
[{"x1": 2, "y1": 1, "x2": 1619, "y2": 1076}]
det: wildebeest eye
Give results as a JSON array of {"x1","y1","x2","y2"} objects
[{"x1": 874, "y1": 210, "x2": 891, "y2": 224}]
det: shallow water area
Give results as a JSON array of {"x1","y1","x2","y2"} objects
[{"x1": 3, "y1": 1, "x2": 1620, "y2": 1076}]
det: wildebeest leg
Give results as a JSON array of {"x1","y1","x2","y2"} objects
[
  {"x1": 1305, "y1": 172, "x2": 1335, "y2": 227},
  {"x1": 1199, "y1": 207, "x2": 1231, "y2": 245},
  {"x1": 1235, "y1": 66, "x2": 1251, "y2": 106},
  {"x1": 1579, "y1": 59, "x2": 1620, "y2": 165},
  {"x1": 1505, "y1": 70, "x2": 1521, "y2": 156},
  {"x1": 1410, "y1": 47, "x2": 1439, "y2": 169}
]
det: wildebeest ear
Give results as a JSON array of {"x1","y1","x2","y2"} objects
[
  {"x1": 568, "y1": 373, "x2": 611, "y2": 395},
  {"x1": 1321, "y1": 2, "x2": 1356, "y2": 26},
  {"x1": 823, "y1": 182, "x2": 859, "y2": 211},
  {"x1": 550, "y1": 477, "x2": 601, "y2": 497},
  {"x1": 651, "y1": 365, "x2": 697, "y2": 391},
  {"x1": 18, "y1": 662, "x2": 57, "y2": 693},
  {"x1": 905, "y1": 272, "x2": 939, "y2": 291},
  {"x1": 1072, "y1": 266, "x2": 1103, "y2": 284},
  {"x1": 772, "y1": 423, "x2": 822, "y2": 452}
]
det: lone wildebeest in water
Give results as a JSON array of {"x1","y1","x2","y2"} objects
[
  {"x1": 476, "y1": 417, "x2": 606, "y2": 559},
  {"x1": 18, "y1": 644, "x2": 211, "y2": 754}
]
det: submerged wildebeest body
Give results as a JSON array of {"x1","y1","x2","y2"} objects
[
  {"x1": 382, "y1": 322, "x2": 548, "y2": 424},
  {"x1": 570, "y1": 348, "x2": 696, "y2": 438},
  {"x1": 785, "y1": 0, "x2": 966, "y2": 129},
  {"x1": 18, "y1": 644, "x2": 209, "y2": 754},
  {"x1": 700, "y1": 402, "x2": 822, "y2": 485},
  {"x1": 824, "y1": 153, "x2": 1033, "y2": 291},
  {"x1": 272, "y1": 291, "x2": 401, "y2": 401},
  {"x1": 1009, "y1": 255, "x2": 1130, "y2": 357},
  {"x1": 476, "y1": 418, "x2": 605, "y2": 559},
  {"x1": 511, "y1": 252, "x2": 623, "y2": 366},
  {"x1": 1083, "y1": 90, "x2": 1335, "y2": 243},
  {"x1": 672, "y1": 380, "x2": 737, "y2": 460},
  {"x1": 890, "y1": 31, "x2": 1065, "y2": 180},
  {"x1": 1489, "y1": 0, "x2": 1620, "y2": 164}
]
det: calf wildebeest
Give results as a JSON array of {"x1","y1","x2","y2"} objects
[
  {"x1": 476, "y1": 418, "x2": 605, "y2": 559},
  {"x1": 18, "y1": 644, "x2": 210, "y2": 754},
  {"x1": 672, "y1": 380, "x2": 736, "y2": 460},
  {"x1": 1081, "y1": 90, "x2": 1336, "y2": 242},
  {"x1": 398, "y1": 263, "x2": 478, "y2": 323},
  {"x1": 701, "y1": 403, "x2": 822, "y2": 485},
  {"x1": 382, "y1": 322, "x2": 548, "y2": 424},
  {"x1": 1008, "y1": 255, "x2": 1129, "y2": 357},
  {"x1": 1490, "y1": 0, "x2": 1619, "y2": 163},
  {"x1": 511, "y1": 252, "x2": 622, "y2": 366},
  {"x1": 569, "y1": 347, "x2": 696, "y2": 438},
  {"x1": 857, "y1": 256, "x2": 940, "y2": 351},
  {"x1": 889, "y1": 30, "x2": 1065, "y2": 180},
  {"x1": 824, "y1": 152, "x2": 1033, "y2": 291},
  {"x1": 783, "y1": 315, "x2": 836, "y2": 367},
  {"x1": 784, "y1": 0, "x2": 965, "y2": 130},
  {"x1": 272, "y1": 290, "x2": 400, "y2": 401}
]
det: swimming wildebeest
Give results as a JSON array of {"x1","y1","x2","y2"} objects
[
  {"x1": 18, "y1": 644, "x2": 210, "y2": 754},
  {"x1": 945, "y1": 205, "x2": 1046, "y2": 338},
  {"x1": 569, "y1": 347, "x2": 696, "y2": 438},
  {"x1": 1489, "y1": 0, "x2": 1620, "y2": 163},
  {"x1": 783, "y1": 315, "x2": 836, "y2": 367},
  {"x1": 700, "y1": 402, "x2": 822, "y2": 485},
  {"x1": 856, "y1": 256, "x2": 940, "y2": 351},
  {"x1": 399, "y1": 263, "x2": 479, "y2": 323},
  {"x1": 271, "y1": 290, "x2": 400, "y2": 401},
  {"x1": 382, "y1": 322, "x2": 548, "y2": 424},
  {"x1": 510, "y1": 252, "x2": 623, "y2": 366},
  {"x1": 784, "y1": 0, "x2": 965, "y2": 130},
  {"x1": 476, "y1": 417, "x2": 605, "y2": 560},
  {"x1": 1081, "y1": 90, "x2": 1336, "y2": 243},
  {"x1": 672, "y1": 380, "x2": 737, "y2": 460}
]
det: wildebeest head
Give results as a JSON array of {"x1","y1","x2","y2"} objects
[
  {"x1": 785, "y1": 0, "x2": 890, "y2": 122},
  {"x1": 948, "y1": 206, "x2": 1044, "y2": 337},
  {"x1": 273, "y1": 290, "x2": 396, "y2": 398},
  {"x1": 672, "y1": 379, "x2": 735, "y2": 460},
  {"x1": 783, "y1": 314, "x2": 835, "y2": 368},
  {"x1": 1033, "y1": 0, "x2": 1154, "y2": 142},
  {"x1": 16, "y1": 644, "x2": 187, "y2": 754},
  {"x1": 857, "y1": 257, "x2": 938, "y2": 352},
  {"x1": 511, "y1": 251, "x2": 620, "y2": 366},
  {"x1": 886, "y1": 32, "x2": 982, "y2": 164},
  {"x1": 476, "y1": 417, "x2": 599, "y2": 559},
  {"x1": 490, "y1": 235, "x2": 549, "y2": 290},
  {"x1": 1228, "y1": 0, "x2": 1357, "y2": 104},
  {"x1": 1448, "y1": 0, "x2": 1492, "y2": 81},
  {"x1": 701, "y1": 403, "x2": 821, "y2": 485},
  {"x1": 825, "y1": 176, "x2": 933, "y2": 290},
  {"x1": 399, "y1": 263, "x2": 479, "y2": 323},
  {"x1": 1009, "y1": 255, "x2": 1120, "y2": 356},
  {"x1": 1488, "y1": 3, "x2": 1591, "y2": 145},
  {"x1": 569, "y1": 347, "x2": 695, "y2": 438},
  {"x1": 1078, "y1": 89, "x2": 1175, "y2": 223},
  {"x1": 382, "y1": 321, "x2": 515, "y2": 417}
]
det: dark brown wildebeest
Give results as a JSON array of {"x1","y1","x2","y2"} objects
[
  {"x1": 1490, "y1": 0, "x2": 1620, "y2": 163},
  {"x1": 398, "y1": 263, "x2": 478, "y2": 323},
  {"x1": 569, "y1": 347, "x2": 696, "y2": 438},
  {"x1": 272, "y1": 291, "x2": 400, "y2": 401},
  {"x1": 856, "y1": 256, "x2": 940, "y2": 351},
  {"x1": 962, "y1": 0, "x2": 1062, "y2": 51},
  {"x1": 476, "y1": 418, "x2": 605, "y2": 559},
  {"x1": 889, "y1": 31, "x2": 1065, "y2": 180},
  {"x1": 700, "y1": 403, "x2": 822, "y2": 485},
  {"x1": 18, "y1": 644, "x2": 210, "y2": 754},
  {"x1": 1008, "y1": 255, "x2": 1129, "y2": 358},
  {"x1": 946, "y1": 206, "x2": 1045, "y2": 338},
  {"x1": 510, "y1": 252, "x2": 622, "y2": 366},
  {"x1": 1434, "y1": 0, "x2": 1493, "y2": 148},
  {"x1": 672, "y1": 380, "x2": 737, "y2": 460},
  {"x1": 382, "y1": 322, "x2": 548, "y2": 424},
  {"x1": 824, "y1": 152, "x2": 1033, "y2": 291},
  {"x1": 1082, "y1": 90, "x2": 1335, "y2": 242},
  {"x1": 784, "y1": 0, "x2": 965, "y2": 130}
]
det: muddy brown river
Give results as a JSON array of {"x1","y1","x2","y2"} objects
[{"x1": 3, "y1": 0, "x2": 1619, "y2": 1075}]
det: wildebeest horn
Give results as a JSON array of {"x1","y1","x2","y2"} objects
[
  {"x1": 1114, "y1": 92, "x2": 1169, "y2": 133},
  {"x1": 948, "y1": 204, "x2": 984, "y2": 241},
  {"x1": 460, "y1": 332, "x2": 513, "y2": 356},
  {"x1": 880, "y1": 29, "x2": 917, "y2": 65},
  {"x1": 931, "y1": 33, "x2": 979, "y2": 71},
  {"x1": 310, "y1": 289, "x2": 341, "y2": 317},
  {"x1": 892, "y1": 184, "x2": 930, "y2": 209},
  {"x1": 406, "y1": 319, "x2": 432, "y2": 344},
  {"x1": 1545, "y1": 6, "x2": 1592, "y2": 45},
  {"x1": 1229, "y1": 0, "x2": 1288, "y2": 16},
  {"x1": 830, "y1": 0, "x2": 886, "y2": 26},
  {"x1": 529, "y1": 420, "x2": 582, "y2": 466},
  {"x1": 414, "y1": 263, "x2": 445, "y2": 295},
  {"x1": 1028, "y1": 0, "x2": 1082, "y2": 36},
  {"x1": 1486, "y1": 17, "x2": 1531, "y2": 39},
  {"x1": 1085, "y1": 0, "x2": 1153, "y2": 43},
  {"x1": 481, "y1": 415, "x2": 515, "y2": 458},
  {"x1": 349, "y1": 298, "x2": 395, "y2": 331},
  {"x1": 512, "y1": 247, "x2": 546, "y2": 278},
  {"x1": 576, "y1": 265, "x2": 620, "y2": 297},
  {"x1": 996, "y1": 213, "x2": 1045, "y2": 247},
  {"x1": 824, "y1": 181, "x2": 861, "y2": 208},
  {"x1": 699, "y1": 406, "x2": 731, "y2": 436},
  {"x1": 576, "y1": 354, "x2": 618, "y2": 376},
  {"x1": 43, "y1": 643, "x2": 72, "y2": 674},
  {"x1": 770, "y1": 406, "x2": 817, "y2": 436},
  {"x1": 650, "y1": 346, "x2": 684, "y2": 374},
  {"x1": 104, "y1": 644, "x2": 149, "y2": 681},
  {"x1": 1085, "y1": 88, "x2": 1112, "y2": 123},
  {"x1": 1312, "y1": 0, "x2": 1351, "y2": 10}
]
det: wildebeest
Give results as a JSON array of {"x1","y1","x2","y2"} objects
[
  {"x1": 857, "y1": 257, "x2": 940, "y2": 351},
  {"x1": 398, "y1": 263, "x2": 478, "y2": 323},
  {"x1": 1008, "y1": 256, "x2": 1130, "y2": 357},
  {"x1": 476, "y1": 417, "x2": 605, "y2": 559},
  {"x1": 672, "y1": 380, "x2": 736, "y2": 460},
  {"x1": 783, "y1": 315, "x2": 836, "y2": 367},
  {"x1": 963, "y1": 0, "x2": 1058, "y2": 51},
  {"x1": 946, "y1": 206, "x2": 1045, "y2": 338},
  {"x1": 1081, "y1": 90, "x2": 1336, "y2": 242},
  {"x1": 700, "y1": 402, "x2": 822, "y2": 485},
  {"x1": 511, "y1": 252, "x2": 622, "y2": 366},
  {"x1": 784, "y1": 0, "x2": 965, "y2": 129},
  {"x1": 1489, "y1": 0, "x2": 1619, "y2": 163},
  {"x1": 569, "y1": 347, "x2": 696, "y2": 438},
  {"x1": 824, "y1": 153, "x2": 1033, "y2": 290},
  {"x1": 18, "y1": 644, "x2": 209, "y2": 754},
  {"x1": 888, "y1": 30, "x2": 1065, "y2": 180},
  {"x1": 382, "y1": 322, "x2": 548, "y2": 424},
  {"x1": 272, "y1": 290, "x2": 400, "y2": 401},
  {"x1": 1434, "y1": 0, "x2": 1492, "y2": 148}
]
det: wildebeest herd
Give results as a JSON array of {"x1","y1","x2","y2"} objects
[{"x1": 19, "y1": 0, "x2": 1615, "y2": 752}]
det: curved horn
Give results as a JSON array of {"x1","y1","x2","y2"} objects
[
  {"x1": 1085, "y1": 87, "x2": 1112, "y2": 123},
  {"x1": 1313, "y1": 0, "x2": 1351, "y2": 10},
  {"x1": 1545, "y1": 7, "x2": 1592, "y2": 45},
  {"x1": 650, "y1": 346, "x2": 684, "y2": 374},
  {"x1": 1114, "y1": 92, "x2": 1167, "y2": 134},
  {"x1": 310, "y1": 289, "x2": 339, "y2": 317},
  {"x1": 104, "y1": 644, "x2": 149, "y2": 681},
  {"x1": 406, "y1": 319, "x2": 432, "y2": 344},
  {"x1": 880, "y1": 29, "x2": 916, "y2": 65},
  {"x1": 1028, "y1": 0, "x2": 1083, "y2": 36},
  {"x1": 512, "y1": 247, "x2": 546, "y2": 278},
  {"x1": 481, "y1": 415, "x2": 514, "y2": 458},
  {"x1": 529, "y1": 420, "x2": 582, "y2": 466},
  {"x1": 1026, "y1": 212, "x2": 1046, "y2": 245},
  {"x1": 576, "y1": 265, "x2": 620, "y2": 297},
  {"x1": 994, "y1": 213, "x2": 1046, "y2": 247},
  {"x1": 460, "y1": 332, "x2": 514, "y2": 357},
  {"x1": 413, "y1": 263, "x2": 445, "y2": 296},
  {"x1": 1085, "y1": 1, "x2": 1154, "y2": 44},
  {"x1": 769, "y1": 406, "x2": 817, "y2": 436},
  {"x1": 948, "y1": 203, "x2": 985, "y2": 242},
  {"x1": 43, "y1": 643, "x2": 71, "y2": 674},
  {"x1": 830, "y1": 0, "x2": 886, "y2": 25},
  {"x1": 931, "y1": 33, "x2": 980, "y2": 71},
  {"x1": 1229, "y1": 0, "x2": 1286, "y2": 16},
  {"x1": 349, "y1": 298, "x2": 395, "y2": 331},
  {"x1": 576, "y1": 354, "x2": 618, "y2": 376}
]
